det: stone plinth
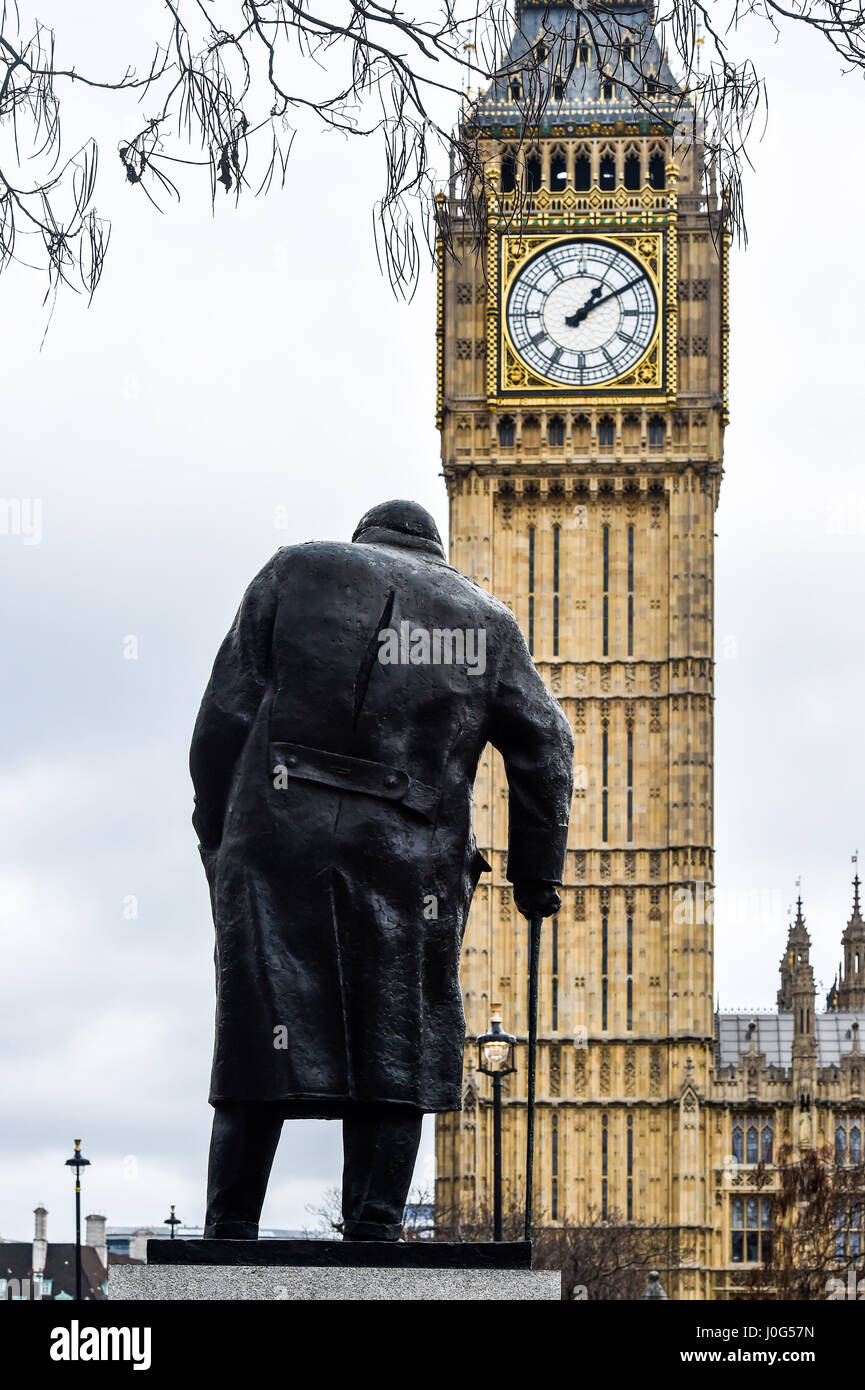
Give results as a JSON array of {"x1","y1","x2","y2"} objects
[{"x1": 109, "y1": 1239, "x2": 561, "y2": 1301}]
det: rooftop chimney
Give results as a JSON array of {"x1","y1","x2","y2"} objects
[
  {"x1": 85, "y1": 1213, "x2": 108, "y2": 1270},
  {"x1": 129, "y1": 1228, "x2": 155, "y2": 1263},
  {"x1": 32, "y1": 1205, "x2": 48, "y2": 1273}
]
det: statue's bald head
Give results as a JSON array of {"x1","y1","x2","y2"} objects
[{"x1": 352, "y1": 500, "x2": 445, "y2": 559}]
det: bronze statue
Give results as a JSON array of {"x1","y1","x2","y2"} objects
[{"x1": 190, "y1": 500, "x2": 573, "y2": 1241}]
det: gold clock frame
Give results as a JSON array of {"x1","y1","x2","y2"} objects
[{"x1": 486, "y1": 226, "x2": 677, "y2": 409}]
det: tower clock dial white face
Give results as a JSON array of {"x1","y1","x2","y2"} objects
[{"x1": 506, "y1": 238, "x2": 658, "y2": 387}]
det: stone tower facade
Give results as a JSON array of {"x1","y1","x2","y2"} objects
[{"x1": 434, "y1": 0, "x2": 727, "y2": 1294}]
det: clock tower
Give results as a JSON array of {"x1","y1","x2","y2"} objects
[{"x1": 435, "y1": 0, "x2": 728, "y2": 1298}]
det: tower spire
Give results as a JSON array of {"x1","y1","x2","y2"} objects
[
  {"x1": 777, "y1": 893, "x2": 810, "y2": 1012},
  {"x1": 790, "y1": 901, "x2": 818, "y2": 1087},
  {"x1": 838, "y1": 867, "x2": 865, "y2": 1011}
]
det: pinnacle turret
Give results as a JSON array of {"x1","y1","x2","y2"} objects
[
  {"x1": 838, "y1": 874, "x2": 865, "y2": 1011},
  {"x1": 777, "y1": 896, "x2": 812, "y2": 1012}
]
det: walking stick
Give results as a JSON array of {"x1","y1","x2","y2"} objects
[{"x1": 524, "y1": 911, "x2": 542, "y2": 1243}]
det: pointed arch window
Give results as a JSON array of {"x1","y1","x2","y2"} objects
[
  {"x1": 552, "y1": 523, "x2": 560, "y2": 657},
  {"x1": 500, "y1": 152, "x2": 516, "y2": 193},
  {"x1": 627, "y1": 1113, "x2": 634, "y2": 1219},
  {"x1": 551, "y1": 914, "x2": 559, "y2": 1029},
  {"x1": 599, "y1": 153, "x2": 616, "y2": 189},
  {"x1": 627, "y1": 523, "x2": 635, "y2": 657},
  {"x1": 601, "y1": 726, "x2": 609, "y2": 841},
  {"x1": 626, "y1": 724, "x2": 634, "y2": 841},
  {"x1": 624, "y1": 151, "x2": 641, "y2": 190},
  {"x1": 601, "y1": 914, "x2": 609, "y2": 1025},
  {"x1": 509, "y1": 78, "x2": 522, "y2": 103},
  {"x1": 579, "y1": 41, "x2": 590, "y2": 64},
  {"x1": 553, "y1": 76, "x2": 565, "y2": 102},
  {"x1": 602, "y1": 81, "x2": 614, "y2": 101},
  {"x1": 649, "y1": 151, "x2": 666, "y2": 189},
  {"x1": 548, "y1": 415, "x2": 565, "y2": 447},
  {"x1": 732, "y1": 1118, "x2": 744, "y2": 1164},
  {"x1": 836, "y1": 1116, "x2": 864, "y2": 1165},
  {"x1": 574, "y1": 152, "x2": 591, "y2": 191},
  {"x1": 626, "y1": 914, "x2": 634, "y2": 1028},
  {"x1": 835, "y1": 1202, "x2": 865, "y2": 1259},
  {"x1": 526, "y1": 150, "x2": 542, "y2": 192},
  {"x1": 599, "y1": 415, "x2": 615, "y2": 447},
  {"x1": 551, "y1": 1112, "x2": 559, "y2": 1220},
  {"x1": 602, "y1": 523, "x2": 610, "y2": 657},
  {"x1": 648, "y1": 415, "x2": 666, "y2": 447},
  {"x1": 498, "y1": 415, "x2": 515, "y2": 448},
  {"x1": 550, "y1": 149, "x2": 567, "y2": 186},
  {"x1": 733, "y1": 1113, "x2": 773, "y2": 1165},
  {"x1": 527, "y1": 523, "x2": 535, "y2": 654}
]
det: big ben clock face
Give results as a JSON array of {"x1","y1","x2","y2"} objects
[{"x1": 505, "y1": 237, "x2": 658, "y2": 387}]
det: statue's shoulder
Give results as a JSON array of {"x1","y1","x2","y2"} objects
[
  {"x1": 273, "y1": 540, "x2": 354, "y2": 559},
  {"x1": 452, "y1": 569, "x2": 520, "y2": 628},
  {"x1": 267, "y1": 540, "x2": 355, "y2": 575}
]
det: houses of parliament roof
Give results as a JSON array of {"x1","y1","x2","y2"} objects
[
  {"x1": 716, "y1": 1012, "x2": 862, "y2": 1070},
  {"x1": 716, "y1": 876, "x2": 865, "y2": 1070}
]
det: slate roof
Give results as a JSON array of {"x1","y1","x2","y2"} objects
[
  {"x1": 0, "y1": 1243, "x2": 108, "y2": 1300},
  {"x1": 716, "y1": 1013, "x2": 864, "y2": 1069},
  {"x1": 471, "y1": 0, "x2": 685, "y2": 129}
]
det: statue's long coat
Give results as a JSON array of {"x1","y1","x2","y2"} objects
[{"x1": 190, "y1": 532, "x2": 573, "y2": 1114}]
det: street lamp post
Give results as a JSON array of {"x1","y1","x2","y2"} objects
[
  {"x1": 164, "y1": 1205, "x2": 181, "y2": 1239},
  {"x1": 477, "y1": 1009, "x2": 517, "y2": 1242},
  {"x1": 64, "y1": 1139, "x2": 90, "y2": 1301}
]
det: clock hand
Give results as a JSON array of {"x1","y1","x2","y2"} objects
[
  {"x1": 564, "y1": 274, "x2": 646, "y2": 327},
  {"x1": 564, "y1": 284, "x2": 603, "y2": 328}
]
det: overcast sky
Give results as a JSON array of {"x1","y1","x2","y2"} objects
[{"x1": 1, "y1": 6, "x2": 864, "y2": 1242}]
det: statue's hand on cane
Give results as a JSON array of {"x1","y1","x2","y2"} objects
[{"x1": 512, "y1": 879, "x2": 561, "y2": 919}]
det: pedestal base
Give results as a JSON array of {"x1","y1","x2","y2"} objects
[
  {"x1": 110, "y1": 1264, "x2": 559, "y2": 1301},
  {"x1": 110, "y1": 1238, "x2": 561, "y2": 1301}
]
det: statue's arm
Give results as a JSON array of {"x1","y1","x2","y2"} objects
[
  {"x1": 189, "y1": 557, "x2": 280, "y2": 854},
  {"x1": 487, "y1": 621, "x2": 574, "y2": 886}
]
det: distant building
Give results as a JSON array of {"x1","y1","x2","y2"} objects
[
  {"x1": 107, "y1": 1223, "x2": 309, "y2": 1257},
  {"x1": 708, "y1": 885, "x2": 865, "y2": 1295},
  {"x1": 1, "y1": 1207, "x2": 109, "y2": 1300}
]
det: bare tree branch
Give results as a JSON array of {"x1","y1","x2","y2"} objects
[{"x1": 0, "y1": 0, "x2": 861, "y2": 311}]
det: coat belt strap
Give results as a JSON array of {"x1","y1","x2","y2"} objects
[{"x1": 270, "y1": 741, "x2": 440, "y2": 822}]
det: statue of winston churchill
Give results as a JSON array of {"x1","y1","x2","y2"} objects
[{"x1": 190, "y1": 499, "x2": 573, "y2": 1241}]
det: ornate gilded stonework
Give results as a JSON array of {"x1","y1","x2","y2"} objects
[
  {"x1": 435, "y1": 0, "x2": 730, "y2": 1301},
  {"x1": 492, "y1": 229, "x2": 670, "y2": 403}
]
